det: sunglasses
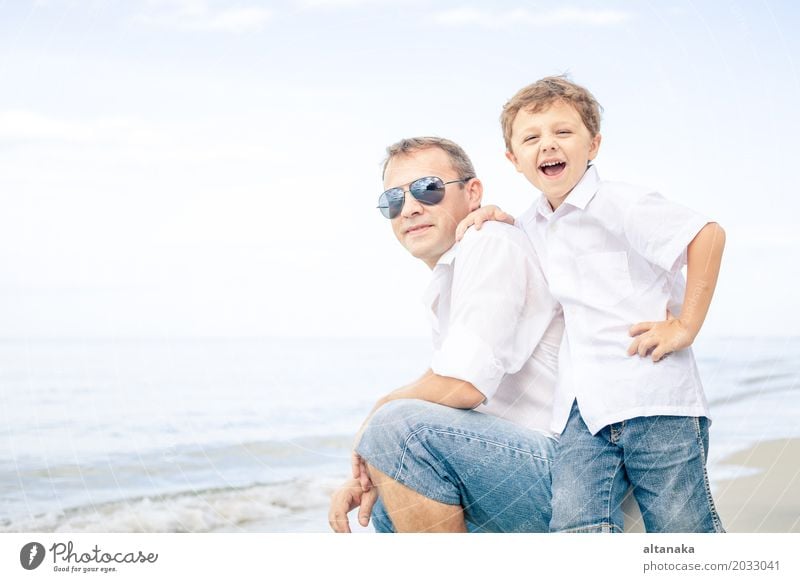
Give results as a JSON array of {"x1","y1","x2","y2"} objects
[{"x1": 377, "y1": 175, "x2": 473, "y2": 219}]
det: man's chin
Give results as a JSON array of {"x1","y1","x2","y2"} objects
[{"x1": 403, "y1": 241, "x2": 434, "y2": 263}]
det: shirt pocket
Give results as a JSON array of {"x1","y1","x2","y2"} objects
[{"x1": 576, "y1": 251, "x2": 634, "y2": 307}]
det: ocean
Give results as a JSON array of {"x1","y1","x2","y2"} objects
[{"x1": 1, "y1": 336, "x2": 798, "y2": 532}]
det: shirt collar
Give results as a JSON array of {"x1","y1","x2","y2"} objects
[
  {"x1": 535, "y1": 164, "x2": 600, "y2": 219},
  {"x1": 435, "y1": 243, "x2": 458, "y2": 267}
]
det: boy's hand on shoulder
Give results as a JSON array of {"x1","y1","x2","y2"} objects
[
  {"x1": 455, "y1": 205, "x2": 514, "y2": 241},
  {"x1": 627, "y1": 315, "x2": 694, "y2": 362}
]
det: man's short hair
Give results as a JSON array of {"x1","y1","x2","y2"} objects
[
  {"x1": 382, "y1": 137, "x2": 476, "y2": 181},
  {"x1": 500, "y1": 75, "x2": 603, "y2": 150}
]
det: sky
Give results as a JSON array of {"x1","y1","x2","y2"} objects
[{"x1": 0, "y1": 0, "x2": 798, "y2": 339}]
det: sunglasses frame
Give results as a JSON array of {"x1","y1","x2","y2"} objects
[{"x1": 377, "y1": 175, "x2": 474, "y2": 219}]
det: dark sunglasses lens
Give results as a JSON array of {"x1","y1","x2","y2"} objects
[
  {"x1": 378, "y1": 188, "x2": 405, "y2": 219},
  {"x1": 410, "y1": 176, "x2": 445, "y2": 205}
]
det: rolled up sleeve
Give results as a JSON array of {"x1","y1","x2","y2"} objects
[
  {"x1": 431, "y1": 323, "x2": 505, "y2": 402},
  {"x1": 429, "y1": 224, "x2": 542, "y2": 403}
]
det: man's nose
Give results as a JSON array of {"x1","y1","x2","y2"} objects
[{"x1": 399, "y1": 191, "x2": 424, "y2": 218}]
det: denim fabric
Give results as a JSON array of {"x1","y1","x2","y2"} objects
[
  {"x1": 549, "y1": 400, "x2": 725, "y2": 533},
  {"x1": 356, "y1": 399, "x2": 556, "y2": 533}
]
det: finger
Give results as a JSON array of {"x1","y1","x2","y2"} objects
[
  {"x1": 629, "y1": 321, "x2": 654, "y2": 337},
  {"x1": 359, "y1": 488, "x2": 378, "y2": 527},
  {"x1": 455, "y1": 217, "x2": 473, "y2": 241},
  {"x1": 329, "y1": 511, "x2": 351, "y2": 534},
  {"x1": 328, "y1": 497, "x2": 353, "y2": 534},
  {"x1": 498, "y1": 210, "x2": 514, "y2": 225},
  {"x1": 351, "y1": 452, "x2": 362, "y2": 479},
  {"x1": 474, "y1": 215, "x2": 484, "y2": 230},
  {"x1": 359, "y1": 461, "x2": 372, "y2": 492},
  {"x1": 627, "y1": 337, "x2": 640, "y2": 356},
  {"x1": 637, "y1": 334, "x2": 660, "y2": 358},
  {"x1": 651, "y1": 345, "x2": 669, "y2": 362}
]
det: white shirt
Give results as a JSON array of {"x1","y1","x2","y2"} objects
[
  {"x1": 425, "y1": 221, "x2": 564, "y2": 434},
  {"x1": 517, "y1": 166, "x2": 712, "y2": 435}
]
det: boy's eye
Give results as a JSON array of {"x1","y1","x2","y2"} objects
[
  {"x1": 557, "y1": 130, "x2": 572, "y2": 135},
  {"x1": 524, "y1": 135, "x2": 539, "y2": 143}
]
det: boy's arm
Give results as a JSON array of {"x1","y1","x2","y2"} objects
[
  {"x1": 455, "y1": 205, "x2": 514, "y2": 241},
  {"x1": 627, "y1": 222, "x2": 726, "y2": 362}
]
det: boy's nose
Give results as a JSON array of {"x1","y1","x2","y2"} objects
[{"x1": 541, "y1": 138, "x2": 559, "y2": 152}]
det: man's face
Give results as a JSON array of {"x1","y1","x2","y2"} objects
[
  {"x1": 383, "y1": 147, "x2": 482, "y2": 268},
  {"x1": 506, "y1": 100, "x2": 601, "y2": 210}
]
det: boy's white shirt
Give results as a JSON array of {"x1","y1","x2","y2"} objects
[
  {"x1": 516, "y1": 165, "x2": 712, "y2": 436},
  {"x1": 424, "y1": 221, "x2": 564, "y2": 435}
]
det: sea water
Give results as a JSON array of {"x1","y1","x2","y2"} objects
[{"x1": 0, "y1": 336, "x2": 797, "y2": 532}]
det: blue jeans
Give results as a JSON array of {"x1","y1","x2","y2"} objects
[
  {"x1": 549, "y1": 400, "x2": 725, "y2": 533},
  {"x1": 356, "y1": 399, "x2": 556, "y2": 532}
]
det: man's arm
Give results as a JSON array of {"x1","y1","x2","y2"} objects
[
  {"x1": 351, "y1": 370, "x2": 484, "y2": 490},
  {"x1": 352, "y1": 372, "x2": 484, "y2": 474},
  {"x1": 376, "y1": 372, "x2": 486, "y2": 411},
  {"x1": 628, "y1": 222, "x2": 726, "y2": 361}
]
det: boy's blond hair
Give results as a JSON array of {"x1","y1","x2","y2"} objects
[{"x1": 501, "y1": 76, "x2": 603, "y2": 150}]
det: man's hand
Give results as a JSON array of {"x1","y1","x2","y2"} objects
[
  {"x1": 351, "y1": 398, "x2": 387, "y2": 492},
  {"x1": 455, "y1": 205, "x2": 514, "y2": 241},
  {"x1": 627, "y1": 316, "x2": 694, "y2": 362},
  {"x1": 328, "y1": 478, "x2": 378, "y2": 533},
  {"x1": 351, "y1": 450, "x2": 372, "y2": 492}
]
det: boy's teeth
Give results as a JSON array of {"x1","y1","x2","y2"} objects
[{"x1": 540, "y1": 161, "x2": 566, "y2": 176}]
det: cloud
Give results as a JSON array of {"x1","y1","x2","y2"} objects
[
  {"x1": 0, "y1": 110, "x2": 282, "y2": 163},
  {"x1": 298, "y1": 0, "x2": 414, "y2": 7},
  {"x1": 0, "y1": 110, "x2": 155, "y2": 144},
  {"x1": 433, "y1": 7, "x2": 633, "y2": 28},
  {"x1": 135, "y1": 0, "x2": 271, "y2": 33}
]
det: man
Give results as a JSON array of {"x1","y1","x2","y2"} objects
[{"x1": 328, "y1": 137, "x2": 564, "y2": 533}]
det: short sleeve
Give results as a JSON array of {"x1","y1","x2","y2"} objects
[{"x1": 623, "y1": 191, "x2": 710, "y2": 272}]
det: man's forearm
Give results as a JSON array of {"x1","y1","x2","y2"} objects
[
  {"x1": 353, "y1": 371, "x2": 483, "y2": 456},
  {"x1": 679, "y1": 222, "x2": 725, "y2": 339},
  {"x1": 377, "y1": 372, "x2": 485, "y2": 411}
]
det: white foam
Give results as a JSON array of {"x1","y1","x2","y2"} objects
[{"x1": 2, "y1": 475, "x2": 346, "y2": 533}]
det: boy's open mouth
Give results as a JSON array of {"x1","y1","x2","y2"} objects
[{"x1": 539, "y1": 160, "x2": 566, "y2": 177}]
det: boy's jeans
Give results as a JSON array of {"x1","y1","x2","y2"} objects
[
  {"x1": 356, "y1": 399, "x2": 556, "y2": 533},
  {"x1": 550, "y1": 400, "x2": 725, "y2": 533}
]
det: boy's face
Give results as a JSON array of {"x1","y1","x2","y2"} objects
[{"x1": 506, "y1": 100, "x2": 601, "y2": 210}]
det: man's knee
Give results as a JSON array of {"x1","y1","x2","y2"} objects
[{"x1": 357, "y1": 399, "x2": 442, "y2": 463}]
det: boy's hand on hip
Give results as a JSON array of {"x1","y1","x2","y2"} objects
[{"x1": 627, "y1": 317, "x2": 694, "y2": 362}]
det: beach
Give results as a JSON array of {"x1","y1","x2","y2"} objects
[
  {"x1": 1, "y1": 336, "x2": 798, "y2": 533},
  {"x1": 714, "y1": 438, "x2": 800, "y2": 533}
]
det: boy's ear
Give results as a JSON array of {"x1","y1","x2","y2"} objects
[
  {"x1": 589, "y1": 133, "x2": 602, "y2": 160},
  {"x1": 466, "y1": 177, "x2": 483, "y2": 211},
  {"x1": 505, "y1": 150, "x2": 522, "y2": 172}
]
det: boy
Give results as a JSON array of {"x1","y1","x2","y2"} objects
[{"x1": 459, "y1": 76, "x2": 725, "y2": 532}]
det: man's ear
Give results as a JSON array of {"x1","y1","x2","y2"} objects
[
  {"x1": 505, "y1": 150, "x2": 522, "y2": 172},
  {"x1": 466, "y1": 177, "x2": 483, "y2": 211},
  {"x1": 589, "y1": 133, "x2": 602, "y2": 160}
]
